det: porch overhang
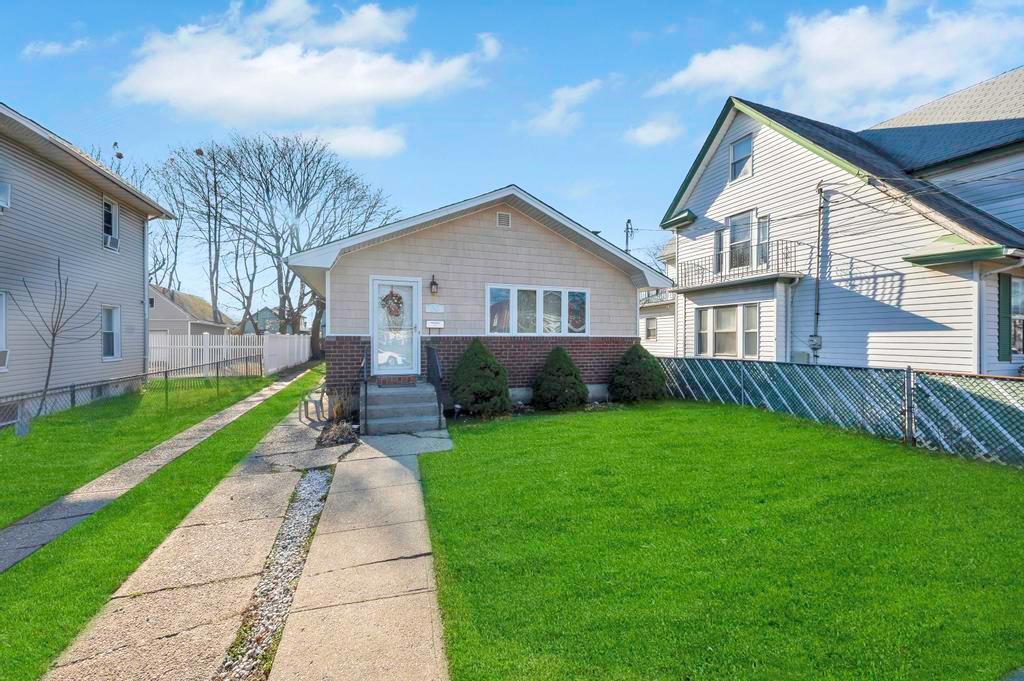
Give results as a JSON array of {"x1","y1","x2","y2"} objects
[
  {"x1": 672, "y1": 272, "x2": 803, "y2": 294},
  {"x1": 903, "y1": 237, "x2": 1009, "y2": 267}
]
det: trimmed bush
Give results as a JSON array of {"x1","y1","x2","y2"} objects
[
  {"x1": 450, "y1": 339, "x2": 512, "y2": 417},
  {"x1": 609, "y1": 344, "x2": 667, "y2": 402},
  {"x1": 532, "y1": 347, "x2": 588, "y2": 411}
]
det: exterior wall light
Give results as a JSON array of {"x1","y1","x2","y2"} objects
[{"x1": 430, "y1": 275, "x2": 439, "y2": 295}]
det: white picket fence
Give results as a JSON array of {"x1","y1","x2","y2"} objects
[{"x1": 148, "y1": 333, "x2": 310, "y2": 376}]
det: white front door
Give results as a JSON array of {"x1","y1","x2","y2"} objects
[{"x1": 370, "y1": 276, "x2": 421, "y2": 375}]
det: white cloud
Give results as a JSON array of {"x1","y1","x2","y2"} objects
[
  {"x1": 112, "y1": 0, "x2": 498, "y2": 145},
  {"x1": 21, "y1": 38, "x2": 90, "y2": 59},
  {"x1": 648, "y1": 2, "x2": 1024, "y2": 128},
  {"x1": 476, "y1": 33, "x2": 501, "y2": 61},
  {"x1": 310, "y1": 125, "x2": 406, "y2": 158},
  {"x1": 624, "y1": 115, "x2": 683, "y2": 146},
  {"x1": 529, "y1": 79, "x2": 602, "y2": 135}
]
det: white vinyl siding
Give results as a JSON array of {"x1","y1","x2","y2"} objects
[
  {"x1": 0, "y1": 132, "x2": 147, "y2": 395},
  {"x1": 674, "y1": 111, "x2": 976, "y2": 371},
  {"x1": 922, "y1": 149, "x2": 1024, "y2": 231}
]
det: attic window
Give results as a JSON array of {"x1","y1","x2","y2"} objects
[
  {"x1": 496, "y1": 212, "x2": 512, "y2": 228},
  {"x1": 730, "y1": 135, "x2": 753, "y2": 181}
]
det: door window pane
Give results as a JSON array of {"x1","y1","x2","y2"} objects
[
  {"x1": 757, "y1": 216, "x2": 770, "y2": 265},
  {"x1": 729, "y1": 211, "x2": 753, "y2": 269},
  {"x1": 375, "y1": 283, "x2": 415, "y2": 370},
  {"x1": 517, "y1": 289, "x2": 537, "y2": 333},
  {"x1": 713, "y1": 306, "x2": 737, "y2": 356},
  {"x1": 567, "y1": 291, "x2": 586, "y2": 334},
  {"x1": 489, "y1": 287, "x2": 510, "y2": 333},
  {"x1": 543, "y1": 290, "x2": 562, "y2": 334},
  {"x1": 743, "y1": 304, "x2": 758, "y2": 357},
  {"x1": 714, "y1": 230, "x2": 725, "y2": 274}
]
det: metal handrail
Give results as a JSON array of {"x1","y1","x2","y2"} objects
[
  {"x1": 425, "y1": 345, "x2": 445, "y2": 430},
  {"x1": 677, "y1": 239, "x2": 812, "y2": 289},
  {"x1": 359, "y1": 346, "x2": 370, "y2": 435}
]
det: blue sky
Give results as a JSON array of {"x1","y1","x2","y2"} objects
[{"x1": 6, "y1": 0, "x2": 1024, "y2": 311}]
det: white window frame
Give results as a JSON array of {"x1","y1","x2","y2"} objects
[
  {"x1": 1012, "y1": 276, "x2": 1024, "y2": 355},
  {"x1": 645, "y1": 316, "x2": 658, "y2": 341},
  {"x1": 485, "y1": 284, "x2": 590, "y2": 336},
  {"x1": 729, "y1": 134, "x2": 753, "y2": 182},
  {"x1": 0, "y1": 290, "x2": 8, "y2": 371},
  {"x1": 727, "y1": 209, "x2": 755, "y2": 270},
  {"x1": 101, "y1": 305, "x2": 122, "y2": 361},
  {"x1": 694, "y1": 303, "x2": 760, "y2": 359},
  {"x1": 102, "y1": 197, "x2": 119, "y2": 251},
  {"x1": 713, "y1": 229, "x2": 725, "y2": 274},
  {"x1": 757, "y1": 214, "x2": 771, "y2": 265}
]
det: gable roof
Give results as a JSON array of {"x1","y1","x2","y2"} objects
[
  {"x1": 288, "y1": 185, "x2": 674, "y2": 295},
  {"x1": 0, "y1": 101, "x2": 172, "y2": 220},
  {"x1": 860, "y1": 67, "x2": 1024, "y2": 171},
  {"x1": 661, "y1": 96, "x2": 1024, "y2": 248},
  {"x1": 151, "y1": 285, "x2": 235, "y2": 326}
]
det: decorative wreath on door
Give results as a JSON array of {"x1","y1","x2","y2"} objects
[{"x1": 380, "y1": 288, "x2": 405, "y2": 330}]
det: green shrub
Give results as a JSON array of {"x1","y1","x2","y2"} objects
[
  {"x1": 609, "y1": 344, "x2": 667, "y2": 402},
  {"x1": 450, "y1": 339, "x2": 512, "y2": 417},
  {"x1": 532, "y1": 347, "x2": 589, "y2": 411}
]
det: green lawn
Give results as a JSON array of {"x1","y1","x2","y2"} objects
[
  {"x1": 0, "y1": 364, "x2": 323, "y2": 681},
  {"x1": 421, "y1": 401, "x2": 1024, "y2": 681},
  {"x1": 0, "y1": 375, "x2": 271, "y2": 528}
]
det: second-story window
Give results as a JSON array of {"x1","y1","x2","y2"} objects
[
  {"x1": 102, "y1": 198, "x2": 119, "y2": 250},
  {"x1": 730, "y1": 134, "x2": 753, "y2": 181},
  {"x1": 728, "y1": 210, "x2": 753, "y2": 269},
  {"x1": 757, "y1": 215, "x2": 771, "y2": 265}
]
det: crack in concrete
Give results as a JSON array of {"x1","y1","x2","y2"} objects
[
  {"x1": 289, "y1": 587, "x2": 437, "y2": 615},
  {"x1": 309, "y1": 551, "x2": 432, "y2": 578},
  {"x1": 315, "y1": 518, "x2": 426, "y2": 537},
  {"x1": 110, "y1": 572, "x2": 263, "y2": 601}
]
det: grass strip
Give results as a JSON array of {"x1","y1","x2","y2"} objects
[
  {"x1": 422, "y1": 400, "x2": 1024, "y2": 681},
  {"x1": 0, "y1": 364, "x2": 323, "y2": 681},
  {"x1": 0, "y1": 375, "x2": 272, "y2": 528}
]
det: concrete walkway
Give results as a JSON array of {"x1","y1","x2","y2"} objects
[
  {"x1": 269, "y1": 430, "x2": 452, "y2": 681},
  {"x1": 0, "y1": 368, "x2": 310, "y2": 573},
  {"x1": 45, "y1": 408, "x2": 453, "y2": 680}
]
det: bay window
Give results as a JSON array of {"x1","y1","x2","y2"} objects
[
  {"x1": 695, "y1": 303, "x2": 760, "y2": 359},
  {"x1": 487, "y1": 285, "x2": 589, "y2": 335}
]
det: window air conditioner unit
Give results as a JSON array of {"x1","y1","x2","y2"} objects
[
  {"x1": 103, "y1": 233, "x2": 119, "y2": 250},
  {"x1": 0, "y1": 182, "x2": 10, "y2": 212}
]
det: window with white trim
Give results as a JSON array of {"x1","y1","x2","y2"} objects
[
  {"x1": 0, "y1": 291, "x2": 7, "y2": 370},
  {"x1": 757, "y1": 215, "x2": 770, "y2": 265},
  {"x1": 695, "y1": 304, "x2": 759, "y2": 359},
  {"x1": 1012, "y1": 277, "x2": 1024, "y2": 354},
  {"x1": 728, "y1": 210, "x2": 754, "y2": 269},
  {"x1": 487, "y1": 285, "x2": 589, "y2": 335},
  {"x1": 102, "y1": 198, "x2": 119, "y2": 250},
  {"x1": 713, "y1": 229, "x2": 725, "y2": 274},
  {"x1": 101, "y1": 305, "x2": 121, "y2": 360},
  {"x1": 730, "y1": 134, "x2": 753, "y2": 181},
  {"x1": 645, "y1": 316, "x2": 658, "y2": 340}
]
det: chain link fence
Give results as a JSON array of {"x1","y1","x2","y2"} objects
[
  {"x1": 0, "y1": 355, "x2": 263, "y2": 435},
  {"x1": 659, "y1": 357, "x2": 1024, "y2": 466}
]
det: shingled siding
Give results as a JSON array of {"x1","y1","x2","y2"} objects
[{"x1": 323, "y1": 335, "x2": 636, "y2": 396}]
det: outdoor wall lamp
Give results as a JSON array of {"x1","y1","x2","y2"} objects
[{"x1": 430, "y1": 275, "x2": 439, "y2": 295}]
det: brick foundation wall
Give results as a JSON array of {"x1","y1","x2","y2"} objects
[{"x1": 324, "y1": 335, "x2": 637, "y2": 395}]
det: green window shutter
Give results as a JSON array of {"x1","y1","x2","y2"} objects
[{"x1": 998, "y1": 273, "x2": 1012, "y2": 362}]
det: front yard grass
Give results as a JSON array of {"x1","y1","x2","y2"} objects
[
  {"x1": 420, "y1": 401, "x2": 1024, "y2": 680},
  {"x1": 0, "y1": 364, "x2": 323, "y2": 681},
  {"x1": 0, "y1": 375, "x2": 272, "y2": 528}
]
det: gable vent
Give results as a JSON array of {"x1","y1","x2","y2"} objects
[{"x1": 496, "y1": 211, "x2": 512, "y2": 228}]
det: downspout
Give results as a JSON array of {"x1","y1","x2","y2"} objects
[
  {"x1": 810, "y1": 181, "x2": 824, "y2": 363},
  {"x1": 143, "y1": 218, "x2": 149, "y2": 373}
]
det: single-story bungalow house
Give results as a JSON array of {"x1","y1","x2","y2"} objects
[
  {"x1": 0, "y1": 100, "x2": 170, "y2": 420},
  {"x1": 288, "y1": 185, "x2": 671, "y2": 431},
  {"x1": 238, "y1": 305, "x2": 307, "y2": 335},
  {"x1": 148, "y1": 285, "x2": 235, "y2": 336},
  {"x1": 659, "y1": 66, "x2": 1024, "y2": 375}
]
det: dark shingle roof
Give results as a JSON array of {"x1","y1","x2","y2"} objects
[
  {"x1": 736, "y1": 98, "x2": 1024, "y2": 247},
  {"x1": 859, "y1": 67, "x2": 1024, "y2": 171}
]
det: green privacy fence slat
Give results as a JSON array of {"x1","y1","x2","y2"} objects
[{"x1": 659, "y1": 357, "x2": 1024, "y2": 466}]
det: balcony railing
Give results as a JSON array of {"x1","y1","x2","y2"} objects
[
  {"x1": 677, "y1": 239, "x2": 812, "y2": 290},
  {"x1": 639, "y1": 289, "x2": 674, "y2": 305}
]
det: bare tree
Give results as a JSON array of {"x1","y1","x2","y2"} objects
[
  {"x1": 639, "y1": 237, "x2": 673, "y2": 276},
  {"x1": 231, "y1": 134, "x2": 398, "y2": 353},
  {"x1": 147, "y1": 159, "x2": 192, "y2": 290},
  {"x1": 10, "y1": 259, "x2": 100, "y2": 414}
]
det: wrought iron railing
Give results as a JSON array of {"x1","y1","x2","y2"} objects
[
  {"x1": 425, "y1": 345, "x2": 445, "y2": 430},
  {"x1": 359, "y1": 345, "x2": 370, "y2": 435},
  {"x1": 639, "y1": 289, "x2": 674, "y2": 305},
  {"x1": 677, "y1": 239, "x2": 812, "y2": 290}
]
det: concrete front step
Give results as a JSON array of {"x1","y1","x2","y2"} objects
[
  {"x1": 366, "y1": 402, "x2": 439, "y2": 419},
  {"x1": 368, "y1": 414, "x2": 446, "y2": 435},
  {"x1": 365, "y1": 385, "x2": 437, "y2": 406}
]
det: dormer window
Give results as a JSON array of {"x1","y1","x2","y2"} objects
[{"x1": 730, "y1": 135, "x2": 753, "y2": 181}]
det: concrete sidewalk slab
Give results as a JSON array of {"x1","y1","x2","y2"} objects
[
  {"x1": 304, "y1": 520, "x2": 432, "y2": 573},
  {"x1": 361, "y1": 431, "x2": 453, "y2": 457},
  {"x1": 0, "y1": 515, "x2": 89, "y2": 552},
  {"x1": 316, "y1": 483, "x2": 426, "y2": 534},
  {"x1": 179, "y1": 471, "x2": 299, "y2": 526},
  {"x1": 328, "y1": 455, "x2": 420, "y2": 493},
  {"x1": 292, "y1": 554, "x2": 435, "y2": 612},
  {"x1": 270, "y1": 592, "x2": 448, "y2": 681},
  {"x1": 12, "y1": 491, "x2": 114, "y2": 526}
]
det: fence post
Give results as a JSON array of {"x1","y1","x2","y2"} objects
[
  {"x1": 216, "y1": 360, "x2": 221, "y2": 397},
  {"x1": 903, "y1": 365, "x2": 915, "y2": 446},
  {"x1": 164, "y1": 370, "x2": 170, "y2": 411},
  {"x1": 70, "y1": 384, "x2": 76, "y2": 408}
]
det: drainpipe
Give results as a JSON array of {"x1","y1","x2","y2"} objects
[{"x1": 809, "y1": 181, "x2": 825, "y2": 363}]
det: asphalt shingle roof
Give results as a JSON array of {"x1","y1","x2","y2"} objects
[
  {"x1": 154, "y1": 286, "x2": 235, "y2": 326},
  {"x1": 859, "y1": 67, "x2": 1024, "y2": 171}
]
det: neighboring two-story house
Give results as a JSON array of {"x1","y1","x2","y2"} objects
[
  {"x1": 0, "y1": 102, "x2": 170, "y2": 400},
  {"x1": 660, "y1": 67, "x2": 1024, "y2": 375},
  {"x1": 639, "y1": 239, "x2": 677, "y2": 357}
]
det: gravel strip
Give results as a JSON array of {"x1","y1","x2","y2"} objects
[{"x1": 217, "y1": 467, "x2": 332, "y2": 680}]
